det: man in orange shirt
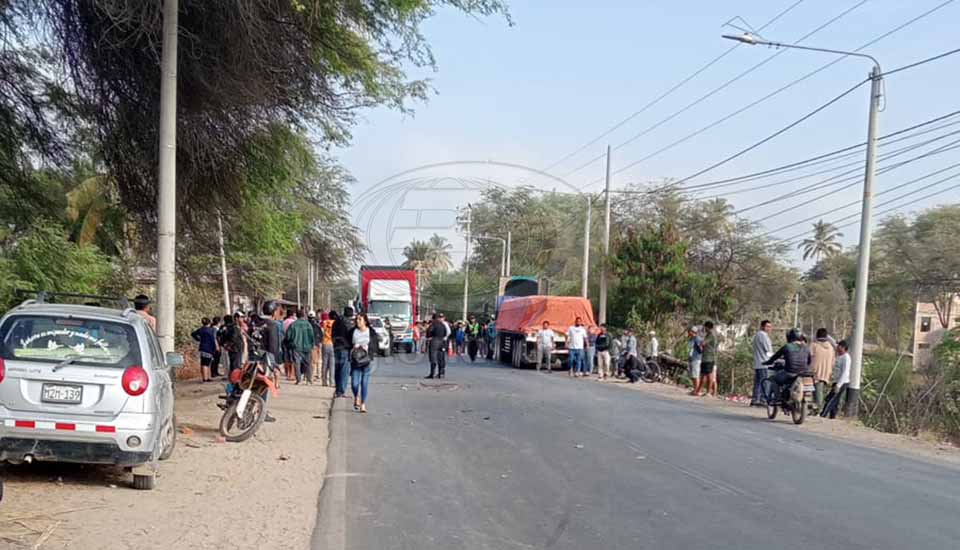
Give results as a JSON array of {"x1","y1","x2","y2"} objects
[{"x1": 320, "y1": 311, "x2": 335, "y2": 387}]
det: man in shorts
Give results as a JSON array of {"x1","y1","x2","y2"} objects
[
  {"x1": 687, "y1": 326, "x2": 703, "y2": 395},
  {"x1": 698, "y1": 321, "x2": 719, "y2": 397}
]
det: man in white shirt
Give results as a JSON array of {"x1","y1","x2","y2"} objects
[
  {"x1": 646, "y1": 331, "x2": 659, "y2": 359},
  {"x1": 751, "y1": 320, "x2": 774, "y2": 406},
  {"x1": 536, "y1": 321, "x2": 556, "y2": 372},
  {"x1": 624, "y1": 329, "x2": 638, "y2": 359},
  {"x1": 567, "y1": 317, "x2": 587, "y2": 377},
  {"x1": 821, "y1": 340, "x2": 851, "y2": 419}
]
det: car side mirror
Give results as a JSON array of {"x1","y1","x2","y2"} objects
[{"x1": 165, "y1": 352, "x2": 185, "y2": 368}]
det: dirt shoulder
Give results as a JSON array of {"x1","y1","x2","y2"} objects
[
  {"x1": 0, "y1": 379, "x2": 332, "y2": 549},
  {"x1": 606, "y1": 376, "x2": 960, "y2": 468}
]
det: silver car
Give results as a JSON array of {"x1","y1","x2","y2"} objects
[
  {"x1": 367, "y1": 315, "x2": 391, "y2": 356},
  {"x1": 0, "y1": 298, "x2": 181, "y2": 490}
]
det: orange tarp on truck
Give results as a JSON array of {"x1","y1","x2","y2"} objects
[{"x1": 496, "y1": 296, "x2": 596, "y2": 335}]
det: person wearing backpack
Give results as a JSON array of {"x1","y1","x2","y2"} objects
[{"x1": 348, "y1": 313, "x2": 379, "y2": 413}]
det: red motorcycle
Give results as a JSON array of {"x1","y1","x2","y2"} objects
[{"x1": 218, "y1": 351, "x2": 279, "y2": 442}]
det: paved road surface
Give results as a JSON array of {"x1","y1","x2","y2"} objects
[{"x1": 312, "y1": 354, "x2": 960, "y2": 550}]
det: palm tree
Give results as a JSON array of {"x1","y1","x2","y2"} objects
[
  {"x1": 799, "y1": 219, "x2": 843, "y2": 261},
  {"x1": 427, "y1": 233, "x2": 453, "y2": 272},
  {"x1": 402, "y1": 239, "x2": 434, "y2": 272},
  {"x1": 402, "y1": 233, "x2": 454, "y2": 274}
]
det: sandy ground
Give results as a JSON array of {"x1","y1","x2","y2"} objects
[
  {"x1": 605, "y1": 375, "x2": 960, "y2": 468},
  {"x1": 0, "y1": 379, "x2": 333, "y2": 549}
]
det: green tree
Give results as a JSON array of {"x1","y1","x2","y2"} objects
[{"x1": 799, "y1": 220, "x2": 843, "y2": 261}]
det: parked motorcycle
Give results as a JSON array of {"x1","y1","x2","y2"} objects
[
  {"x1": 218, "y1": 351, "x2": 279, "y2": 442},
  {"x1": 761, "y1": 365, "x2": 815, "y2": 425}
]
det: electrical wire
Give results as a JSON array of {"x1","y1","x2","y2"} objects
[
  {"x1": 584, "y1": 0, "x2": 958, "y2": 189},
  {"x1": 539, "y1": 0, "x2": 809, "y2": 175},
  {"x1": 561, "y1": 0, "x2": 869, "y2": 180},
  {"x1": 881, "y1": 46, "x2": 960, "y2": 77}
]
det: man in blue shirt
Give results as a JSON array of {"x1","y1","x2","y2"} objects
[{"x1": 191, "y1": 318, "x2": 219, "y2": 382}]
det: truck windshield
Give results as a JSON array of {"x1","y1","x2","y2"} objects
[{"x1": 369, "y1": 301, "x2": 411, "y2": 318}]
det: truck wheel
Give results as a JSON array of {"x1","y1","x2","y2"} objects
[{"x1": 512, "y1": 339, "x2": 521, "y2": 368}]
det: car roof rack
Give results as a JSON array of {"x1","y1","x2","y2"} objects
[{"x1": 15, "y1": 290, "x2": 131, "y2": 310}]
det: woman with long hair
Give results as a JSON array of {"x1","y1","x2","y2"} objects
[{"x1": 349, "y1": 313, "x2": 379, "y2": 413}]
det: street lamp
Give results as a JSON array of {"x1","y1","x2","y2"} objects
[
  {"x1": 723, "y1": 32, "x2": 882, "y2": 418},
  {"x1": 474, "y1": 235, "x2": 508, "y2": 278}
]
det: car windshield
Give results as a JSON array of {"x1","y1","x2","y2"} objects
[
  {"x1": 369, "y1": 301, "x2": 411, "y2": 318},
  {"x1": 0, "y1": 315, "x2": 142, "y2": 367}
]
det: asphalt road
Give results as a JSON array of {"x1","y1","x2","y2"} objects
[{"x1": 312, "y1": 354, "x2": 960, "y2": 550}]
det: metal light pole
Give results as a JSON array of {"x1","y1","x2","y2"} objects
[
  {"x1": 462, "y1": 204, "x2": 472, "y2": 321},
  {"x1": 581, "y1": 195, "x2": 592, "y2": 298},
  {"x1": 599, "y1": 145, "x2": 612, "y2": 324},
  {"x1": 724, "y1": 33, "x2": 882, "y2": 418},
  {"x1": 505, "y1": 231, "x2": 512, "y2": 277},
  {"x1": 474, "y1": 235, "x2": 507, "y2": 278},
  {"x1": 156, "y1": 0, "x2": 178, "y2": 353}
]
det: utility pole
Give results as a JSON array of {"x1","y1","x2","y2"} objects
[
  {"x1": 794, "y1": 292, "x2": 800, "y2": 328},
  {"x1": 846, "y1": 65, "x2": 883, "y2": 418},
  {"x1": 155, "y1": 0, "x2": 178, "y2": 353},
  {"x1": 599, "y1": 146, "x2": 612, "y2": 324},
  {"x1": 505, "y1": 231, "x2": 512, "y2": 277},
  {"x1": 217, "y1": 213, "x2": 230, "y2": 316},
  {"x1": 500, "y1": 239, "x2": 506, "y2": 278},
  {"x1": 297, "y1": 273, "x2": 301, "y2": 310},
  {"x1": 581, "y1": 195, "x2": 592, "y2": 298},
  {"x1": 462, "y1": 205, "x2": 472, "y2": 321}
]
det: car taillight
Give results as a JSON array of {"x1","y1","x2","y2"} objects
[
  {"x1": 122, "y1": 366, "x2": 149, "y2": 396},
  {"x1": 0, "y1": 357, "x2": 5, "y2": 383}
]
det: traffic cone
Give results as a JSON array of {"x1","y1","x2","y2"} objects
[{"x1": 448, "y1": 343, "x2": 454, "y2": 358}]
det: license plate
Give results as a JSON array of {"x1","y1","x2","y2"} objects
[{"x1": 41, "y1": 383, "x2": 83, "y2": 404}]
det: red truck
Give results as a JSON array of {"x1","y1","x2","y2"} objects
[
  {"x1": 495, "y1": 296, "x2": 596, "y2": 368},
  {"x1": 359, "y1": 266, "x2": 417, "y2": 353}
]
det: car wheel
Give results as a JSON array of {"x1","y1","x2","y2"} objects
[
  {"x1": 158, "y1": 414, "x2": 177, "y2": 461},
  {"x1": 133, "y1": 473, "x2": 156, "y2": 491}
]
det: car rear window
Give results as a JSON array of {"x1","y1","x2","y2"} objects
[
  {"x1": 0, "y1": 315, "x2": 142, "y2": 367},
  {"x1": 370, "y1": 318, "x2": 384, "y2": 328}
]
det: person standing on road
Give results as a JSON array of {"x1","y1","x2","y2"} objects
[
  {"x1": 191, "y1": 317, "x2": 219, "y2": 382},
  {"x1": 610, "y1": 331, "x2": 623, "y2": 378},
  {"x1": 810, "y1": 328, "x2": 837, "y2": 411},
  {"x1": 584, "y1": 326, "x2": 597, "y2": 377},
  {"x1": 699, "y1": 321, "x2": 719, "y2": 397},
  {"x1": 567, "y1": 317, "x2": 587, "y2": 377},
  {"x1": 209, "y1": 316, "x2": 223, "y2": 378},
  {"x1": 348, "y1": 313, "x2": 379, "y2": 414},
  {"x1": 751, "y1": 320, "x2": 774, "y2": 406},
  {"x1": 535, "y1": 321, "x2": 556, "y2": 372},
  {"x1": 595, "y1": 324, "x2": 611, "y2": 380},
  {"x1": 466, "y1": 315, "x2": 481, "y2": 363},
  {"x1": 282, "y1": 309, "x2": 297, "y2": 381},
  {"x1": 821, "y1": 340, "x2": 850, "y2": 419},
  {"x1": 284, "y1": 309, "x2": 316, "y2": 385},
  {"x1": 624, "y1": 328, "x2": 638, "y2": 361},
  {"x1": 320, "y1": 311, "x2": 335, "y2": 387},
  {"x1": 309, "y1": 311, "x2": 323, "y2": 382},
  {"x1": 454, "y1": 321, "x2": 466, "y2": 355},
  {"x1": 485, "y1": 321, "x2": 497, "y2": 360},
  {"x1": 646, "y1": 331, "x2": 659, "y2": 360},
  {"x1": 687, "y1": 326, "x2": 704, "y2": 395},
  {"x1": 222, "y1": 314, "x2": 245, "y2": 374},
  {"x1": 332, "y1": 307, "x2": 356, "y2": 398},
  {"x1": 426, "y1": 313, "x2": 451, "y2": 379}
]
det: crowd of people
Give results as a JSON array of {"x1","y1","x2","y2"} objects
[
  {"x1": 192, "y1": 304, "x2": 379, "y2": 414},
  {"x1": 532, "y1": 318, "x2": 661, "y2": 382}
]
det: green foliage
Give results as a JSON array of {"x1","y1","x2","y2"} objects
[{"x1": 0, "y1": 220, "x2": 116, "y2": 310}]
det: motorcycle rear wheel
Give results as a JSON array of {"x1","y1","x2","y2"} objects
[
  {"x1": 792, "y1": 398, "x2": 806, "y2": 425},
  {"x1": 641, "y1": 361, "x2": 660, "y2": 383},
  {"x1": 760, "y1": 379, "x2": 779, "y2": 419},
  {"x1": 219, "y1": 392, "x2": 267, "y2": 442}
]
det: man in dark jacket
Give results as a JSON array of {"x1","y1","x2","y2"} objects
[
  {"x1": 284, "y1": 309, "x2": 316, "y2": 384},
  {"x1": 764, "y1": 329, "x2": 812, "y2": 389},
  {"x1": 594, "y1": 324, "x2": 612, "y2": 380},
  {"x1": 426, "y1": 313, "x2": 451, "y2": 379},
  {"x1": 331, "y1": 307, "x2": 356, "y2": 397},
  {"x1": 191, "y1": 318, "x2": 219, "y2": 382}
]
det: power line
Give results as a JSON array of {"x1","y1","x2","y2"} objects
[
  {"x1": 779, "y1": 174, "x2": 960, "y2": 246},
  {"x1": 561, "y1": 0, "x2": 868, "y2": 180},
  {"x1": 585, "y1": 0, "x2": 958, "y2": 189},
  {"x1": 540, "y1": 0, "x2": 809, "y2": 175},
  {"x1": 882, "y1": 46, "x2": 960, "y2": 77}
]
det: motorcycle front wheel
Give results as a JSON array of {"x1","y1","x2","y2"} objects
[
  {"x1": 219, "y1": 392, "x2": 267, "y2": 442},
  {"x1": 792, "y1": 398, "x2": 806, "y2": 425}
]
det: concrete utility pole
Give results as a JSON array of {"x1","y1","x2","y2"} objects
[
  {"x1": 462, "y1": 205, "x2": 472, "y2": 321},
  {"x1": 217, "y1": 213, "x2": 230, "y2": 316},
  {"x1": 599, "y1": 146, "x2": 612, "y2": 324},
  {"x1": 846, "y1": 65, "x2": 883, "y2": 417},
  {"x1": 794, "y1": 292, "x2": 800, "y2": 328},
  {"x1": 156, "y1": 0, "x2": 178, "y2": 353},
  {"x1": 581, "y1": 195, "x2": 592, "y2": 298},
  {"x1": 505, "y1": 231, "x2": 512, "y2": 277},
  {"x1": 297, "y1": 274, "x2": 302, "y2": 310},
  {"x1": 722, "y1": 33, "x2": 883, "y2": 418}
]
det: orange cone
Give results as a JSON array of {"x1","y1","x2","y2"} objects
[{"x1": 448, "y1": 343, "x2": 454, "y2": 357}]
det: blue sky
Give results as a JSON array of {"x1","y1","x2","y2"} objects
[{"x1": 336, "y1": 0, "x2": 960, "y2": 267}]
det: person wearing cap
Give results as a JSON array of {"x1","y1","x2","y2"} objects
[
  {"x1": 426, "y1": 313, "x2": 451, "y2": 379},
  {"x1": 133, "y1": 294, "x2": 157, "y2": 332}
]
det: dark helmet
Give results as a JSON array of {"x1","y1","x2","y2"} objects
[
  {"x1": 262, "y1": 300, "x2": 279, "y2": 317},
  {"x1": 786, "y1": 328, "x2": 801, "y2": 343},
  {"x1": 343, "y1": 306, "x2": 355, "y2": 318}
]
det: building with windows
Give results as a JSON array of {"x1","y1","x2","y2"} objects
[{"x1": 913, "y1": 296, "x2": 960, "y2": 368}]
